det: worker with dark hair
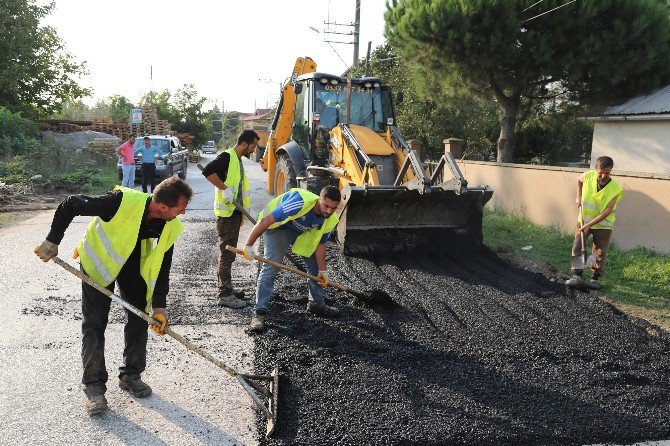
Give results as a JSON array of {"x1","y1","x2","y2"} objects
[
  {"x1": 243, "y1": 185, "x2": 342, "y2": 331},
  {"x1": 566, "y1": 155, "x2": 624, "y2": 290},
  {"x1": 33, "y1": 176, "x2": 193, "y2": 416},
  {"x1": 202, "y1": 129, "x2": 259, "y2": 308},
  {"x1": 134, "y1": 136, "x2": 163, "y2": 193}
]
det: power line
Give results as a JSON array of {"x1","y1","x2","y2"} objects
[
  {"x1": 522, "y1": 0, "x2": 546, "y2": 14},
  {"x1": 523, "y1": 0, "x2": 577, "y2": 23}
]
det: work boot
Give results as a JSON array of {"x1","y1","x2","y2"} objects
[
  {"x1": 119, "y1": 376, "x2": 152, "y2": 398},
  {"x1": 220, "y1": 289, "x2": 246, "y2": 299},
  {"x1": 588, "y1": 278, "x2": 601, "y2": 290},
  {"x1": 307, "y1": 301, "x2": 340, "y2": 318},
  {"x1": 249, "y1": 313, "x2": 266, "y2": 332},
  {"x1": 565, "y1": 275, "x2": 585, "y2": 288},
  {"x1": 218, "y1": 294, "x2": 247, "y2": 309},
  {"x1": 85, "y1": 394, "x2": 108, "y2": 416}
]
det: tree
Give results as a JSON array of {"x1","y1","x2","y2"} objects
[
  {"x1": 0, "y1": 0, "x2": 90, "y2": 118},
  {"x1": 352, "y1": 44, "x2": 500, "y2": 160},
  {"x1": 170, "y1": 85, "x2": 210, "y2": 147},
  {"x1": 107, "y1": 95, "x2": 135, "y2": 122},
  {"x1": 386, "y1": 0, "x2": 670, "y2": 162},
  {"x1": 222, "y1": 112, "x2": 242, "y2": 148}
]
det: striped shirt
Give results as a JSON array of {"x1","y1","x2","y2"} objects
[{"x1": 270, "y1": 191, "x2": 330, "y2": 243}]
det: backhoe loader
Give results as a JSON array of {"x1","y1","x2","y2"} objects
[{"x1": 260, "y1": 56, "x2": 493, "y2": 255}]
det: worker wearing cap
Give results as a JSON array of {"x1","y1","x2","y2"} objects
[
  {"x1": 33, "y1": 177, "x2": 192, "y2": 416},
  {"x1": 202, "y1": 129, "x2": 259, "y2": 309},
  {"x1": 243, "y1": 185, "x2": 341, "y2": 331},
  {"x1": 565, "y1": 156, "x2": 624, "y2": 290}
]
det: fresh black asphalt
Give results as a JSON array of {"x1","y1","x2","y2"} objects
[{"x1": 253, "y1": 243, "x2": 670, "y2": 445}]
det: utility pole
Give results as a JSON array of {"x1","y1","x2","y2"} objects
[
  {"x1": 322, "y1": 0, "x2": 362, "y2": 67},
  {"x1": 353, "y1": 0, "x2": 361, "y2": 66}
]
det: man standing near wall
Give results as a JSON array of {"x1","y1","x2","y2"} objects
[
  {"x1": 202, "y1": 130, "x2": 259, "y2": 309},
  {"x1": 566, "y1": 156, "x2": 624, "y2": 290},
  {"x1": 116, "y1": 134, "x2": 137, "y2": 188}
]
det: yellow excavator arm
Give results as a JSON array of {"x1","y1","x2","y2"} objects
[{"x1": 261, "y1": 57, "x2": 317, "y2": 195}]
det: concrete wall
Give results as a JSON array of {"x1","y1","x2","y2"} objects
[
  {"x1": 591, "y1": 120, "x2": 670, "y2": 174},
  {"x1": 456, "y1": 160, "x2": 670, "y2": 254}
]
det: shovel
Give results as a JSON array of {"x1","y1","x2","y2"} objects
[
  {"x1": 197, "y1": 163, "x2": 305, "y2": 272},
  {"x1": 226, "y1": 245, "x2": 393, "y2": 306},
  {"x1": 571, "y1": 206, "x2": 597, "y2": 270},
  {"x1": 51, "y1": 256, "x2": 279, "y2": 436}
]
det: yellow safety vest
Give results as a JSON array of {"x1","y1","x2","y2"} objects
[
  {"x1": 259, "y1": 188, "x2": 339, "y2": 257},
  {"x1": 78, "y1": 187, "x2": 183, "y2": 312},
  {"x1": 581, "y1": 170, "x2": 624, "y2": 230},
  {"x1": 214, "y1": 148, "x2": 250, "y2": 217}
]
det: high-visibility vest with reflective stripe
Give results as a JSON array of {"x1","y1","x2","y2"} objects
[
  {"x1": 581, "y1": 170, "x2": 624, "y2": 230},
  {"x1": 214, "y1": 149, "x2": 250, "y2": 217},
  {"x1": 258, "y1": 188, "x2": 339, "y2": 257},
  {"x1": 78, "y1": 187, "x2": 183, "y2": 312}
]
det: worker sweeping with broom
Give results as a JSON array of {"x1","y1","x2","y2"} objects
[
  {"x1": 242, "y1": 186, "x2": 342, "y2": 331},
  {"x1": 565, "y1": 156, "x2": 624, "y2": 290}
]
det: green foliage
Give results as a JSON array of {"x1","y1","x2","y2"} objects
[
  {"x1": 386, "y1": 0, "x2": 670, "y2": 162},
  {"x1": 515, "y1": 101, "x2": 594, "y2": 164},
  {"x1": 352, "y1": 44, "x2": 500, "y2": 160},
  {"x1": 140, "y1": 86, "x2": 210, "y2": 146},
  {"x1": 482, "y1": 210, "x2": 670, "y2": 311},
  {"x1": 222, "y1": 112, "x2": 243, "y2": 148},
  {"x1": 108, "y1": 95, "x2": 136, "y2": 122},
  {"x1": 0, "y1": 0, "x2": 90, "y2": 118},
  {"x1": 0, "y1": 107, "x2": 39, "y2": 160}
]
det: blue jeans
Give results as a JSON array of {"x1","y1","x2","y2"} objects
[
  {"x1": 121, "y1": 164, "x2": 135, "y2": 188},
  {"x1": 254, "y1": 228, "x2": 325, "y2": 314}
]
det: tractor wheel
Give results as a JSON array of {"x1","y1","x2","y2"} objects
[{"x1": 274, "y1": 154, "x2": 297, "y2": 196}]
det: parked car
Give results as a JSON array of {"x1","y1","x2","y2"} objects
[
  {"x1": 202, "y1": 141, "x2": 217, "y2": 154},
  {"x1": 117, "y1": 135, "x2": 188, "y2": 182}
]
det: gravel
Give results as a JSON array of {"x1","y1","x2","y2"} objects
[{"x1": 252, "y1": 243, "x2": 670, "y2": 445}]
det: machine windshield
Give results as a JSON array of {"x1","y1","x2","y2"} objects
[{"x1": 314, "y1": 83, "x2": 392, "y2": 131}]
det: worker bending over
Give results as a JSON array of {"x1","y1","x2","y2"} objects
[
  {"x1": 34, "y1": 177, "x2": 192, "y2": 415},
  {"x1": 243, "y1": 186, "x2": 341, "y2": 331},
  {"x1": 566, "y1": 156, "x2": 624, "y2": 290}
]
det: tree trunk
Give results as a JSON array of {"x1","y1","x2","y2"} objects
[{"x1": 496, "y1": 97, "x2": 520, "y2": 163}]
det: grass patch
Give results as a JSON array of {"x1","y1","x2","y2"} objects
[{"x1": 483, "y1": 209, "x2": 670, "y2": 326}]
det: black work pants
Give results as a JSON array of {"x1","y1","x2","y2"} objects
[
  {"x1": 81, "y1": 266, "x2": 148, "y2": 397},
  {"x1": 216, "y1": 211, "x2": 243, "y2": 296},
  {"x1": 141, "y1": 162, "x2": 157, "y2": 193}
]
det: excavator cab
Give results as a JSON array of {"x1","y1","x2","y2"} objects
[{"x1": 261, "y1": 57, "x2": 493, "y2": 256}]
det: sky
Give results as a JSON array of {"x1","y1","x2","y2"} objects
[{"x1": 43, "y1": 0, "x2": 388, "y2": 113}]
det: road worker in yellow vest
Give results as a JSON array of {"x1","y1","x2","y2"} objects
[
  {"x1": 33, "y1": 177, "x2": 193, "y2": 416},
  {"x1": 202, "y1": 129, "x2": 259, "y2": 309},
  {"x1": 566, "y1": 156, "x2": 624, "y2": 290},
  {"x1": 242, "y1": 186, "x2": 342, "y2": 332}
]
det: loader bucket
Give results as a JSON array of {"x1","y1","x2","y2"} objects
[{"x1": 336, "y1": 185, "x2": 493, "y2": 256}]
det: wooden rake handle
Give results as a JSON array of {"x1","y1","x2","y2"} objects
[{"x1": 225, "y1": 245, "x2": 352, "y2": 294}]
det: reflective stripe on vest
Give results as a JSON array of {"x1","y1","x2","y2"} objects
[
  {"x1": 580, "y1": 170, "x2": 624, "y2": 230},
  {"x1": 78, "y1": 187, "x2": 184, "y2": 312},
  {"x1": 214, "y1": 149, "x2": 251, "y2": 217},
  {"x1": 259, "y1": 188, "x2": 339, "y2": 257}
]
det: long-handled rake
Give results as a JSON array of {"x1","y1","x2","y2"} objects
[
  {"x1": 196, "y1": 163, "x2": 305, "y2": 272},
  {"x1": 226, "y1": 245, "x2": 393, "y2": 306},
  {"x1": 52, "y1": 256, "x2": 279, "y2": 436}
]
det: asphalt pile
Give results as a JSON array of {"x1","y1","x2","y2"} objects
[{"x1": 253, "y1": 243, "x2": 670, "y2": 445}]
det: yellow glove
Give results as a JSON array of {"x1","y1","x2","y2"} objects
[
  {"x1": 242, "y1": 245, "x2": 256, "y2": 261},
  {"x1": 317, "y1": 271, "x2": 328, "y2": 287},
  {"x1": 34, "y1": 240, "x2": 58, "y2": 262},
  {"x1": 150, "y1": 312, "x2": 167, "y2": 335}
]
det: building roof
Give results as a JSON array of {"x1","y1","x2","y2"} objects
[{"x1": 602, "y1": 85, "x2": 670, "y2": 116}]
